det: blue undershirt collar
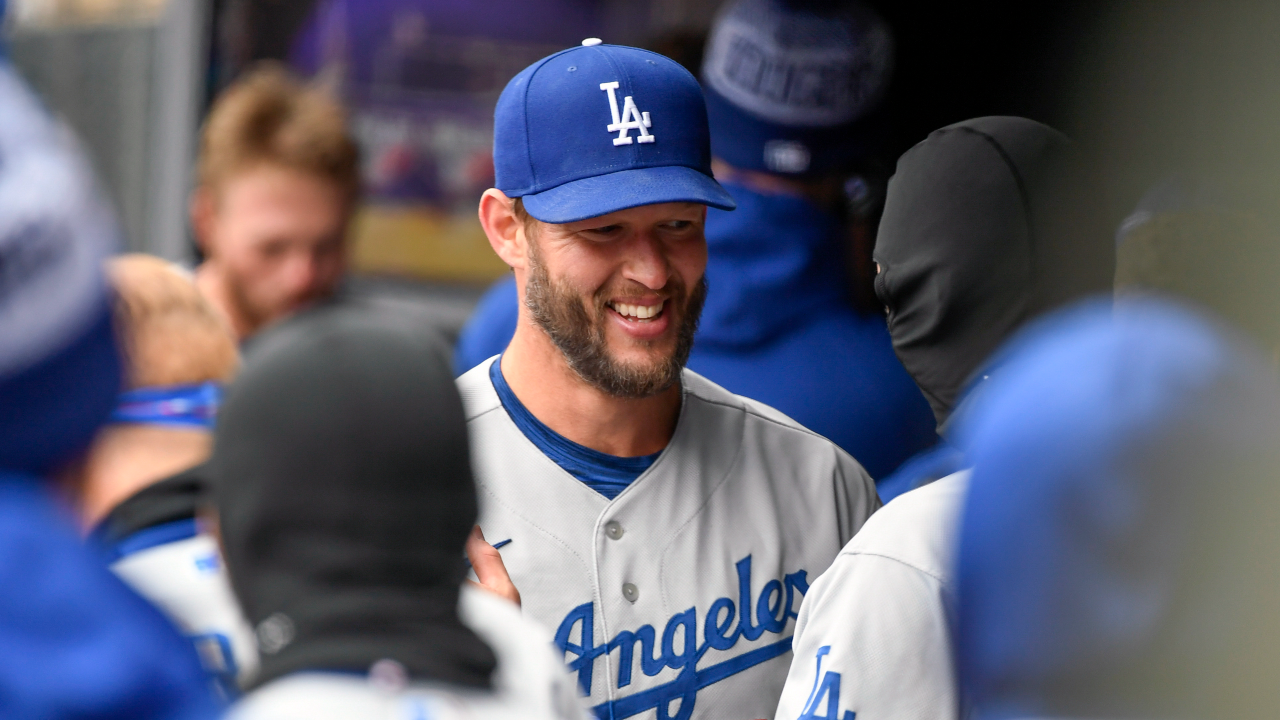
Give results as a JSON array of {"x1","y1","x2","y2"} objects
[{"x1": 489, "y1": 358, "x2": 660, "y2": 500}]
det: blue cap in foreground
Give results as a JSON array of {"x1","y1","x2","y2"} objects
[
  {"x1": 0, "y1": 60, "x2": 123, "y2": 474},
  {"x1": 493, "y1": 42, "x2": 735, "y2": 223},
  {"x1": 952, "y1": 297, "x2": 1280, "y2": 720},
  {"x1": 0, "y1": 59, "x2": 220, "y2": 720}
]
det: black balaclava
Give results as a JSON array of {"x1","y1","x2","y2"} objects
[
  {"x1": 212, "y1": 299, "x2": 496, "y2": 688},
  {"x1": 874, "y1": 116, "x2": 1114, "y2": 429}
]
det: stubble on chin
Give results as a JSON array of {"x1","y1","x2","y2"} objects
[
  {"x1": 523, "y1": 245, "x2": 705, "y2": 399},
  {"x1": 223, "y1": 271, "x2": 276, "y2": 336}
]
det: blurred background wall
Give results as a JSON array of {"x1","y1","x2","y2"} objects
[
  {"x1": 1, "y1": 0, "x2": 1124, "y2": 333},
  {"x1": 6, "y1": 0, "x2": 209, "y2": 261}
]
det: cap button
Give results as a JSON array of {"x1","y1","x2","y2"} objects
[{"x1": 581, "y1": 37, "x2": 603, "y2": 47}]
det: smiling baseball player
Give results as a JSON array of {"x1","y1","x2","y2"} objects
[{"x1": 458, "y1": 40, "x2": 879, "y2": 720}]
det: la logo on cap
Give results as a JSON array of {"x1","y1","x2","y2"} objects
[
  {"x1": 491, "y1": 40, "x2": 736, "y2": 223},
  {"x1": 600, "y1": 82, "x2": 654, "y2": 146}
]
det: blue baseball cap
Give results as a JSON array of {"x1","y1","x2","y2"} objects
[{"x1": 493, "y1": 41, "x2": 736, "y2": 224}]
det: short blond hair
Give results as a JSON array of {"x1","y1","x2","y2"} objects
[
  {"x1": 109, "y1": 254, "x2": 239, "y2": 388},
  {"x1": 197, "y1": 63, "x2": 360, "y2": 202}
]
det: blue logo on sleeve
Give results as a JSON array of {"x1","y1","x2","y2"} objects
[
  {"x1": 193, "y1": 552, "x2": 220, "y2": 573},
  {"x1": 554, "y1": 554, "x2": 809, "y2": 720},
  {"x1": 797, "y1": 646, "x2": 855, "y2": 720},
  {"x1": 190, "y1": 631, "x2": 239, "y2": 701}
]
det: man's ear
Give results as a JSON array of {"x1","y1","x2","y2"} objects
[
  {"x1": 190, "y1": 187, "x2": 216, "y2": 257},
  {"x1": 478, "y1": 189, "x2": 529, "y2": 270}
]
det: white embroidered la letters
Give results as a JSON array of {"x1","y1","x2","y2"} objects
[{"x1": 600, "y1": 81, "x2": 655, "y2": 146}]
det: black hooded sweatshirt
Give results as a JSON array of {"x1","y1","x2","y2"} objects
[
  {"x1": 211, "y1": 300, "x2": 497, "y2": 689},
  {"x1": 874, "y1": 116, "x2": 1115, "y2": 429}
]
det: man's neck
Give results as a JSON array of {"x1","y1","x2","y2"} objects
[
  {"x1": 195, "y1": 262, "x2": 253, "y2": 341},
  {"x1": 79, "y1": 425, "x2": 211, "y2": 531},
  {"x1": 500, "y1": 318, "x2": 682, "y2": 458}
]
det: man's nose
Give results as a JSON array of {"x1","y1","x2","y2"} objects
[
  {"x1": 281, "y1": 251, "x2": 321, "y2": 295},
  {"x1": 620, "y1": 231, "x2": 671, "y2": 290}
]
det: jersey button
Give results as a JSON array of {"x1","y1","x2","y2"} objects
[
  {"x1": 622, "y1": 582, "x2": 639, "y2": 603},
  {"x1": 604, "y1": 521, "x2": 625, "y2": 540}
]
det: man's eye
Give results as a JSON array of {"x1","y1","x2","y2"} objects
[
  {"x1": 258, "y1": 242, "x2": 289, "y2": 259},
  {"x1": 583, "y1": 225, "x2": 623, "y2": 237},
  {"x1": 315, "y1": 236, "x2": 344, "y2": 256},
  {"x1": 663, "y1": 220, "x2": 694, "y2": 231}
]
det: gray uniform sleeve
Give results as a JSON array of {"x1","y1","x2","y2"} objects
[
  {"x1": 833, "y1": 448, "x2": 882, "y2": 544},
  {"x1": 775, "y1": 552, "x2": 958, "y2": 720}
]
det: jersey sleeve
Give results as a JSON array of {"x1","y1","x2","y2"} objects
[
  {"x1": 774, "y1": 552, "x2": 958, "y2": 720},
  {"x1": 833, "y1": 448, "x2": 882, "y2": 544},
  {"x1": 457, "y1": 585, "x2": 593, "y2": 720}
]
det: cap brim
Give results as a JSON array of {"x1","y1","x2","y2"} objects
[{"x1": 521, "y1": 165, "x2": 737, "y2": 224}]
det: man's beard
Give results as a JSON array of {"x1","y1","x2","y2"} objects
[
  {"x1": 223, "y1": 266, "x2": 326, "y2": 336},
  {"x1": 524, "y1": 245, "x2": 706, "y2": 399},
  {"x1": 224, "y1": 267, "x2": 273, "y2": 332}
]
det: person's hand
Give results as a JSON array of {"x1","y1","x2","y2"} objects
[{"x1": 466, "y1": 525, "x2": 521, "y2": 607}]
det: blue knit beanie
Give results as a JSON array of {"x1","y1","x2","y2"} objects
[
  {"x1": 0, "y1": 61, "x2": 123, "y2": 475},
  {"x1": 701, "y1": 0, "x2": 893, "y2": 175}
]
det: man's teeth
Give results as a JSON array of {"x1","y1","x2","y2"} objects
[{"x1": 611, "y1": 301, "x2": 663, "y2": 319}]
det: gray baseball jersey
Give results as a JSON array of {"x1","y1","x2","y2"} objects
[
  {"x1": 229, "y1": 584, "x2": 587, "y2": 720},
  {"x1": 457, "y1": 358, "x2": 879, "y2": 720},
  {"x1": 774, "y1": 471, "x2": 970, "y2": 720}
]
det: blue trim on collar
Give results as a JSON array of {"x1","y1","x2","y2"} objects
[{"x1": 489, "y1": 357, "x2": 660, "y2": 500}]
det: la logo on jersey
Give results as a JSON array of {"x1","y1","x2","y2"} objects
[
  {"x1": 798, "y1": 646, "x2": 856, "y2": 720},
  {"x1": 600, "y1": 82, "x2": 655, "y2": 146}
]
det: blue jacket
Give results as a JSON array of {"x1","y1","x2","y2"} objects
[
  {"x1": 0, "y1": 475, "x2": 219, "y2": 719},
  {"x1": 455, "y1": 180, "x2": 936, "y2": 480}
]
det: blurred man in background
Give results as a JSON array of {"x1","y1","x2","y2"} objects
[
  {"x1": 953, "y1": 298, "x2": 1280, "y2": 720},
  {"x1": 192, "y1": 64, "x2": 359, "y2": 342},
  {"x1": 0, "y1": 59, "x2": 218, "y2": 719},
  {"x1": 214, "y1": 302, "x2": 583, "y2": 720},
  {"x1": 77, "y1": 254, "x2": 257, "y2": 699},
  {"x1": 690, "y1": 0, "x2": 936, "y2": 480},
  {"x1": 455, "y1": 0, "x2": 937, "y2": 482},
  {"x1": 774, "y1": 117, "x2": 1113, "y2": 720}
]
